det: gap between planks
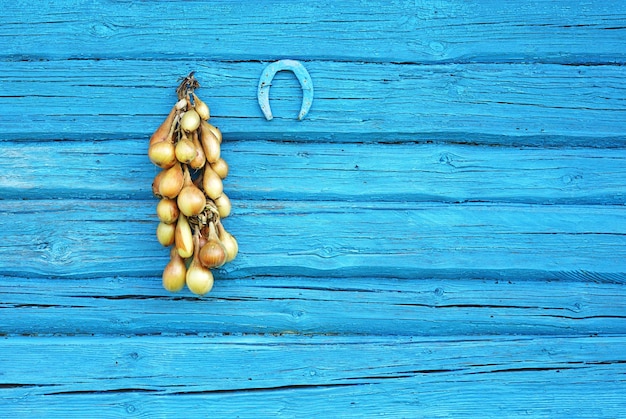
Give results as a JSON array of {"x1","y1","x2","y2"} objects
[
  {"x1": 2, "y1": 275, "x2": 625, "y2": 336},
  {"x1": 1, "y1": 0, "x2": 625, "y2": 64},
  {"x1": 0, "y1": 140, "x2": 625, "y2": 204},
  {"x1": 0, "y1": 334, "x2": 625, "y2": 418},
  {"x1": 0, "y1": 60, "x2": 625, "y2": 145},
  {"x1": 0, "y1": 199, "x2": 624, "y2": 279}
]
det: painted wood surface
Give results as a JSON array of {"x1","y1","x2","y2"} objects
[
  {"x1": 1, "y1": 60, "x2": 625, "y2": 144},
  {"x1": 2, "y1": 335, "x2": 625, "y2": 418},
  {"x1": 2, "y1": 0, "x2": 625, "y2": 64},
  {"x1": 3, "y1": 140, "x2": 626, "y2": 203},
  {"x1": 1, "y1": 200, "x2": 624, "y2": 279},
  {"x1": 2, "y1": 276, "x2": 626, "y2": 336},
  {"x1": 1, "y1": 0, "x2": 625, "y2": 417}
]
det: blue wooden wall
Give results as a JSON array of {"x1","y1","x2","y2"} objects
[{"x1": 1, "y1": 1, "x2": 625, "y2": 417}]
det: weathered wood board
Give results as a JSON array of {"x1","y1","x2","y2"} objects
[
  {"x1": 0, "y1": 0, "x2": 625, "y2": 417},
  {"x1": 1, "y1": 60, "x2": 625, "y2": 144}
]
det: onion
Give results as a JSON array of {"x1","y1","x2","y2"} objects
[
  {"x1": 162, "y1": 247, "x2": 187, "y2": 292},
  {"x1": 188, "y1": 131, "x2": 206, "y2": 170},
  {"x1": 156, "y1": 198, "x2": 179, "y2": 224},
  {"x1": 202, "y1": 166, "x2": 223, "y2": 200},
  {"x1": 149, "y1": 105, "x2": 177, "y2": 146},
  {"x1": 210, "y1": 158, "x2": 229, "y2": 179},
  {"x1": 186, "y1": 234, "x2": 214, "y2": 295},
  {"x1": 178, "y1": 166, "x2": 207, "y2": 216},
  {"x1": 156, "y1": 221, "x2": 176, "y2": 246},
  {"x1": 200, "y1": 120, "x2": 221, "y2": 163},
  {"x1": 158, "y1": 162, "x2": 184, "y2": 199},
  {"x1": 214, "y1": 193, "x2": 232, "y2": 219},
  {"x1": 192, "y1": 93, "x2": 210, "y2": 120},
  {"x1": 198, "y1": 222, "x2": 226, "y2": 269},
  {"x1": 199, "y1": 240, "x2": 226, "y2": 269},
  {"x1": 152, "y1": 170, "x2": 165, "y2": 198},
  {"x1": 217, "y1": 221, "x2": 238, "y2": 263},
  {"x1": 205, "y1": 122, "x2": 222, "y2": 144},
  {"x1": 186, "y1": 260, "x2": 214, "y2": 296},
  {"x1": 178, "y1": 185, "x2": 206, "y2": 217},
  {"x1": 148, "y1": 140, "x2": 177, "y2": 169},
  {"x1": 175, "y1": 136, "x2": 197, "y2": 164},
  {"x1": 175, "y1": 213, "x2": 194, "y2": 258},
  {"x1": 180, "y1": 109, "x2": 201, "y2": 132}
]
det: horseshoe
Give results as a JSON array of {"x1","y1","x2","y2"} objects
[{"x1": 257, "y1": 59, "x2": 314, "y2": 121}]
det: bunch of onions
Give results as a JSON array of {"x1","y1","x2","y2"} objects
[{"x1": 148, "y1": 72, "x2": 239, "y2": 296}]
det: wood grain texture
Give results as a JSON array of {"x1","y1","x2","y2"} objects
[
  {"x1": 1, "y1": 276, "x2": 625, "y2": 336},
  {"x1": 1, "y1": 335, "x2": 625, "y2": 418},
  {"x1": 1, "y1": 60, "x2": 624, "y2": 144},
  {"x1": 2, "y1": 0, "x2": 625, "y2": 64},
  {"x1": 1, "y1": 0, "x2": 625, "y2": 417},
  {"x1": 0, "y1": 199, "x2": 624, "y2": 279},
  {"x1": 0, "y1": 140, "x2": 624, "y2": 203}
]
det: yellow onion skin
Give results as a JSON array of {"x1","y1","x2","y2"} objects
[
  {"x1": 156, "y1": 221, "x2": 176, "y2": 246},
  {"x1": 199, "y1": 240, "x2": 226, "y2": 269},
  {"x1": 188, "y1": 131, "x2": 206, "y2": 170},
  {"x1": 186, "y1": 262, "x2": 214, "y2": 296},
  {"x1": 162, "y1": 247, "x2": 187, "y2": 292},
  {"x1": 193, "y1": 93, "x2": 210, "y2": 120},
  {"x1": 177, "y1": 184, "x2": 206, "y2": 217},
  {"x1": 177, "y1": 166, "x2": 207, "y2": 217},
  {"x1": 148, "y1": 140, "x2": 177, "y2": 169},
  {"x1": 200, "y1": 120, "x2": 221, "y2": 163},
  {"x1": 199, "y1": 223, "x2": 226, "y2": 269},
  {"x1": 202, "y1": 166, "x2": 224, "y2": 200},
  {"x1": 210, "y1": 158, "x2": 229, "y2": 179},
  {"x1": 175, "y1": 213, "x2": 194, "y2": 258},
  {"x1": 159, "y1": 163, "x2": 184, "y2": 199},
  {"x1": 223, "y1": 233, "x2": 238, "y2": 263},
  {"x1": 205, "y1": 122, "x2": 222, "y2": 144},
  {"x1": 214, "y1": 193, "x2": 232, "y2": 219},
  {"x1": 181, "y1": 109, "x2": 201, "y2": 132},
  {"x1": 152, "y1": 170, "x2": 165, "y2": 198},
  {"x1": 217, "y1": 222, "x2": 238, "y2": 263},
  {"x1": 156, "y1": 198, "x2": 179, "y2": 224},
  {"x1": 175, "y1": 137, "x2": 197, "y2": 164},
  {"x1": 186, "y1": 234, "x2": 214, "y2": 295},
  {"x1": 149, "y1": 105, "x2": 177, "y2": 146}
]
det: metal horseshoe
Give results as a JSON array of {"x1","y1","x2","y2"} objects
[{"x1": 257, "y1": 59, "x2": 313, "y2": 121}]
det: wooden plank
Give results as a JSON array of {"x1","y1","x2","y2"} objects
[
  {"x1": 1, "y1": 0, "x2": 625, "y2": 64},
  {"x1": 1, "y1": 276, "x2": 625, "y2": 336},
  {"x1": 0, "y1": 199, "x2": 623, "y2": 279},
  {"x1": 1, "y1": 335, "x2": 625, "y2": 417},
  {"x1": 0, "y1": 140, "x2": 624, "y2": 203},
  {"x1": 0, "y1": 61, "x2": 624, "y2": 145}
]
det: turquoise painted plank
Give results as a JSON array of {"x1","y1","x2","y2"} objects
[
  {"x1": 1, "y1": 335, "x2": 625, "y2": 417},
  {"x1": 0, "y1": 200, "x2": 623, "y2": 279},
  {"x1": 0, "y1": 61, "x2": 624, "y2": 145},
  {"x1": 1, "y1": 0, "x2": 625, "y2": 64},
  {"x1": 0, "y1": 140, "x2": 624, "y2": 204},
  {"x1": 1, "y1": 276, "x2": 625, "y2": 336}
]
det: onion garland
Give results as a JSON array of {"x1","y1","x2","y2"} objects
[{"x1": 148, "y1": 72, "x2": 238, "y2": 296}]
